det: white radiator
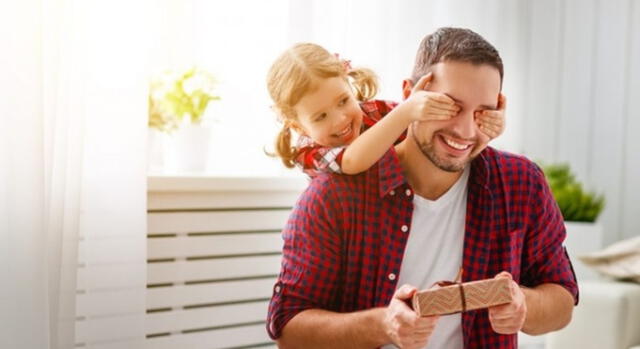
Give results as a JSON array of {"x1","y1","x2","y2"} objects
[{"x1": 145, "y1": 176, "x2": 306, "y2": 349}]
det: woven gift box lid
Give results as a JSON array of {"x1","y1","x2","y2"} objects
[{"x1": 412, "y1": 277, "x2": 512, "y2": 316}]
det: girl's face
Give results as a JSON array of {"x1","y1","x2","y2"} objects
[{"x1": 292, "y1": 77, "x2": 363, "y2": 147}]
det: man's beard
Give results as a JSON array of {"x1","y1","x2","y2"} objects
[{"x1": 411, "y1": 129, "x2": 478, "y2": 173}]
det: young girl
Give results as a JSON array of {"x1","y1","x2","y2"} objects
[{"x1": 267, "y1": 43, "x2": 505, "y2": 176}]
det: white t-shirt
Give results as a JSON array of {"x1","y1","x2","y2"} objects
[{"x1": 382, "y1": 167, "x2": 470, "y2": 349}]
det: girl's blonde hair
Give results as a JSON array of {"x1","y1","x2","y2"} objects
[{"x1": 266, "y1": 43, "x2": 379, "y2": 168}]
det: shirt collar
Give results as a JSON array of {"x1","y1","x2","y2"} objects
[
  {"x1": 377, "y1": 146, "x2": 494, "y2": 197},
  {"x1": 470, "y1": 147, "x2": 492, "y2": 188},
  {"x1": 377, "y1": 147, "x2": 407, "y2": 197}
]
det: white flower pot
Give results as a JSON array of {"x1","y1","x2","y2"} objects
[
  {"x1": 147, "y1": 129, "x2": 166, "y2": 173},
  {"x1": 564, "y1": 222, "x2": 604, "y2": 281},
  {"x1": 146, "y1": 121, "x2": 213, "y2": 174}
]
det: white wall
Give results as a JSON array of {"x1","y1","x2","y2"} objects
[
  {"x1": 522, "y1": 0, "x2": 640, "y2": 244},
  {"x1": 281, "y1": 0, "x2": 640, "y2": 244},
  {"x1": 154, "y1": 0, "x2": 639, "y2": 244}
]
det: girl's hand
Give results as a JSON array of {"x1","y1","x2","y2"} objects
[
  {"x1": 402, "y1": 73, "x2": 460, "y2": 122},
  {"x1": 476, "y1": 93, "x2": 507, "y2": 140}
]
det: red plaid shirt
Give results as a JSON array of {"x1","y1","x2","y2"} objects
[
  {"x1": 267, "y1": 145, "x2": 579, "y2": 348},
  {"x1": 295, "y1": 100, "x2": 400, "y2": 177}
]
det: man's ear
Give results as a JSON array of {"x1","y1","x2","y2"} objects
[{"x1": 402, "y1": 79, "x2": 414, "y2": 100}]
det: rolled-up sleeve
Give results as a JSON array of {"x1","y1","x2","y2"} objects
[
  {"x1": 521, "y1": 164, "x2": 579, "y2": 304},
  {"x1": 266, "y1": 177, "x2": 342, "y2": 339}
]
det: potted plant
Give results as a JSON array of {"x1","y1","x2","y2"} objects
[
  {"x1": 540, "y1": 163, "x2": 605, "y2": 280},
  {"x1": 148, "y1": 67, "x2": 220, "y2": 173}
]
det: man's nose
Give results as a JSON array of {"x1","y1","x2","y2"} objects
[{"x1": 450, "y1": 110, "x2": 476, "y2": 139}]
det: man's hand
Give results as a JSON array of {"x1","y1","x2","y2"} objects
[
  {"x1": 384, "y1": 284, "x2": 440, "y2": 349},
  {"x1": 487, "y1": 271, "x2": 527, "y2": 334},
  {"x1": 398, "y1": 73, "x2": 460, "y2": 123}
]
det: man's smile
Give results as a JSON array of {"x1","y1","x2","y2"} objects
[{"x1": 438, "y1": 134, "x2": 474, "y2": 155}]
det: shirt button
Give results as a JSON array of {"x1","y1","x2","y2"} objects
[
  {"x1": 388, "y1": 273, "x2": 396, "y2": 281},
  {"x1": 401, "y1": 225, "x2": 408, "y2": 232},
  {"x1": 390, "y1": 190, "x2": 395, "y2": 196},
  {"x1": 275, "y1": 285, "x2": 281, "y2": 293},
  {"x1": 405, "y1": 189, "x2": 412, "y2": 196}
]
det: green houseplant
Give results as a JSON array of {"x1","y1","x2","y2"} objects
[
  {"x1": 540, "y1": 162, "x2": 606, "y2": 281},
  {"x1": 540, "y1": 163, "x2": 605, "y2": 222},
  {"x1": 149, "y1": 67, "x2": 220, "y2": 132},
  {"x1": 147, "y1": 67, "x2": 220, "y2": 173}
]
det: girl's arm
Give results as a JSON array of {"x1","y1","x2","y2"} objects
[
  {"x1": 341, "y1": 74, "x2": 458, "y2": 174},
  {"x1": 340, "y1": 102, "x2": 415, "y2": 174},
  {"x1": 294, "y1": 74, "x2": 465, "y2": 176},
  {"x1": 293, "y1": 102, "x2": 409, "y2": 176}
]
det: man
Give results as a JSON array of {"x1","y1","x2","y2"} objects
[{"x1": 267, "y1": 27, "x2": 578, "y2": 349}]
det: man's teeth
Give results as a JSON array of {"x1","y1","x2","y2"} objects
[{"x1": 444, "y1": 137, "x2": 470, "y2": 150}]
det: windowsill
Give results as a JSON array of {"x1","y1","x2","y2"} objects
[{"x1": 147, "y1": 174, "x2": 308, "y2": 192}]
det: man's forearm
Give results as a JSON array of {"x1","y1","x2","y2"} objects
[
  {"x1": 277, "y1": 308, "x2": 389, "y2": 349},
  {"x1": 521, "y1": 283, "x2": 575, "y2": 335}
]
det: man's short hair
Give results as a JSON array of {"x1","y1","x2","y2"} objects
[{"x1": 411, "y1": 27, "x2": 503, "y2": 84}]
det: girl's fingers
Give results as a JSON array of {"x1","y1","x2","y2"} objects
[
  {"x1": 412, "y1": 73, "x2": 433, "y2": 93},
  {"x1": 477, "y1": 110, "x2": 504, "y2": 119},
  {"x1": 476, "y1": 111, "x2": 505, "y2": 128},
  {"x1": 478, "y1": 123, "x2": 500, "y2": 137},
  {"x1": 426, "y1": 93, "x2": 456, "y2": 105},
  {"x1": 477, "y1": 117, "x2": 503, "y2": 127},
  {"x1": 425, "y1": 111, "x2": 455, "y2": 121},
  {"x1": 478, "y1": 121, "x2": 500, "y2": 131},
  {"x1": 425, "y1": 97, "x2": 458, "y2": 110},
  {"x1": 427, "y1": 102, "x2": 460, "y2": 114},
  {"x1": 482, "y1": 128, "x2": 498, "y2": 138}
]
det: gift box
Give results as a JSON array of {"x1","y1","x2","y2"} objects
[{"x1": 412, "y1": 277, "x2": 512, "y2": 316}]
